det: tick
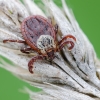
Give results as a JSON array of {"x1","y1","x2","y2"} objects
[{"x1": 3, "y1": 15, "x2": 76, "y2": 73}]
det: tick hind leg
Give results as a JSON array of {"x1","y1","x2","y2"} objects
[
  {"x1": 54, "y1": 24, "x2": 58, "y2": 34},
  {"x1": 3, "y1": 39, "x2": 32, "y2": 54},
  {"x1": 48, "y1": 17, "x2": 52, "y2": 24},
  {"x1": 3, "y1": 39, "x2": 26, "y2": 43},
  {"x1": 58, "y1": 35, "x2": 76, "y2": 51},
  {"x1": 28, "y1": 55, "x2": 44, "y2": 73},
  {"x1": 48, "y1": 17, "x2": 58, "y2": 34}
]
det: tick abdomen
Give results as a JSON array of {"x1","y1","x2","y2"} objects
[{"x1": 21, "y1": 15, "x2": 55, "y2": 50}]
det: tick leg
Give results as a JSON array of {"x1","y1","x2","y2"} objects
[
  {"x1": 48, "y1": 17, "x2": 52, "y2": 24},
  {"x1": 59, "y1": 41, "x2": 74, "y2": 51},
  {"x1": 28, "y1": 55, "x2": 44, "y2": 73},
  {"x1": 54, "y1": 24, "x2": 58, "y2": 34},
  {"x1": 20, "y1": 47, "x2": 32, "y2": 54},
  {"x1": 57, "y1": 35, "x2": 76, "y2": 51},
  {"x1": 58, "y1": 35, "x2": 76, "y2": 45},
  {"x1": 48, "y1": 17, "x2": 58, "y2": 34},
  {"x1": 3, "y1": 39, "x2": 25, "y2": 43}
]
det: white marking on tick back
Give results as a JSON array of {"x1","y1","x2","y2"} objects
[{"x1": 37, "y1": 35, "x2": 55, "y2": 52}]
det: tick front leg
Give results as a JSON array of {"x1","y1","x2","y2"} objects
[
  {"x1": 28, "y1": 55, "x2": 45, "y2": 73},
  {"x1": 58, "y1": 35, "x2": 76, "y2": 51},
  {"x1": 3, "y1": 39, "x2": 25, "y2": 43}
]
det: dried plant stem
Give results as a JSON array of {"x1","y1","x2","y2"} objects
[{"x1": 0, "y1": 0, "x2": 100, "y2": 100}]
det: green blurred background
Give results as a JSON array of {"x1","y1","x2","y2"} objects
[{"x1": 0, "y1": 0, "x2": 100, "y2": 100}]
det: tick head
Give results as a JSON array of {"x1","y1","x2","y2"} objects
[{"x1": 46, "y1": 48, "x2": 55, "y2": 60}]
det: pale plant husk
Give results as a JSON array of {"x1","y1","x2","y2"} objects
[{"x1": 0, "y1": 0, "x2": 100, "y2": 100}]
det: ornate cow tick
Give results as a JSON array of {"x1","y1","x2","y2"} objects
[{"x1": 3, "y1": 15, "x2": 76, "y2": 74}]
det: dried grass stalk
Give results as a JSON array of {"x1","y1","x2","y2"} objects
[{"x1": 0, "y1": 0, "x2": 100, "y2": 100}]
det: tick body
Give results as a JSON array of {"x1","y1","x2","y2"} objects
[{"x1": 3, "y1": 15, "x2": 76, "y2": 73}]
